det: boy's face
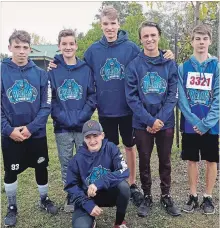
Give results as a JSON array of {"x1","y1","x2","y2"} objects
[
  {"x1": 8, "y1": 40, "x2": 31, "y2": 66},
  {"x1": 101, "y1": 16, "x2": 120, "y2": 42},
  {"x1": 58, "y1": 36, "x2": 78, "y2": 59},
  {"x1": 84, "y1": 133, "x2": 104, "y2": 152},
  {"x1": 191, "y1": 33, "x2": 211, "y2": 54},
  {"x1": 140, "y1": 26, "x2": 160, "y2": 53}
]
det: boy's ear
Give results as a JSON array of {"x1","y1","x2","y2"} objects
[{"x1": 101, "y1": 132, "x2": 105, "y2": 139}]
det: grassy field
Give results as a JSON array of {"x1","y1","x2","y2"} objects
[{"x1": 1, "y1": 115, "x2": 219, "y2": 228}]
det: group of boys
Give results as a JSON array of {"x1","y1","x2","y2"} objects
[{"x1": 1, "y1": 5, "x2": 219, "y2": 228}]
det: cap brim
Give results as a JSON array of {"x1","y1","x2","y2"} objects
[{"x1": 84, "y1": 131, "x2": 101, "y2": 137}]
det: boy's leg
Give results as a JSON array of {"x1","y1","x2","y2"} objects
[
  {"x1": 119, "y1": 115, "x2": 144, "y2": 206},
  {"x1": 28, "y1": 137, "x2": 58, "y2": 215},
  {"x1": 94, "y1": 180, "x2": 130, "y2": 226},
  {"x1": 200, "y1": 134, "x2": 218, "y2": 214},
  {"x1": 119, "y1": 115, "x2": 136, "y2": 185},
  {"x1": 72, "y1": 208, "x2": 95, "y2": 228},
  {"x1": 182, "y1": 133, "x2": 200, "y2": 213},
  {"x1": 73, "y1": 131, "x2": 84, "y2": 152},
  {"x1": 156, "y1": 128, "x2": 181, "y2": 216},
  {"x1": 55, "y1": 132, "x2": 75, "y2": 184},
  {"x1": 4, "y1": 172, "x2": 18, "y2": 226},
  {"x1": 155, "y1": 128, "x2": 174, "y2": 195},
  {"x1": 134, "y1": 129, "x2": 154, "y2": 217},
  {"x1": 134, "y1": 129, "x2": 154, "y2": 196},
  {"x1": 1, "y1": 137, "x2": 25, "y2": 226},
  {"x1": 188, "y1": 161, "x2": 199, "y2": 195}
]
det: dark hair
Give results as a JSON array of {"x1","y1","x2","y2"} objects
[
  {"x1": 191, "y1": 24, "x2": 212, "y2": 40},
  {"x1": 138, "y1": 21, "x2": 161, "y2": 39},
  {"x1": 100, "y1": 6, "x2": 119, "y2": 21},
  {"x1": 58, "y1": 29, "x2": 76, "y2": 44},
  {"x1": 9, "y1": 30, "x2": 31, "y2": 45}
]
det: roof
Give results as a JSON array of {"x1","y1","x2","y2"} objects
[{"x1": 29, "y1": 44, "x2": 60, "y2": 61}]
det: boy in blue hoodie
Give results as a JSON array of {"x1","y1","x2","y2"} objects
[
  {"x1": 178, "y1": 24, "x2": 219, "y2": 215},
  {"x1": 48, "y1": 29, "x2": 96, "y2": 212},
  {"x1": 65, "y1": 120, "x2": 130, "y2": 228},
  {"x1": 1, "y1": 30, "x2": 58, "y2": 227},
  {"x1": 125, "y1": 21, "x2": 181, "y2": 217}
]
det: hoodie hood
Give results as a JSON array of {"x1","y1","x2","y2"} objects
[
  {"x1": 139, "y1": 50, "x2": 170, "y2": 65},
  {"x1": 78, "y1": 139, "x2": 108, "y2": 157},
  {"x1": 54, "y1": 54, "x2": 86, "y2": 70},
  {"x1": 99, "y1": 30, "x2": 128, "y2": 47},
  {"x1": 189, "y1": 55, "x2": 218, "y2": 71},
  {"x1": 3, "y1": 58, "x2": 36, "y2": 70}
]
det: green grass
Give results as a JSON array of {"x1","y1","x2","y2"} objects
[{"x1": 1, "y1": 114, "x2": 219, "y2": 228}]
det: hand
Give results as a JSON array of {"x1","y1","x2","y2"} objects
[
  {"x1": 146, "y1": 126, "x2": 156, "y2": 134},
  {"x1": 90, "y1": 205, "x2": 103, "y2": 217},
  {"x1": 163, "y1": 50, "x2": 174, "y2": 60},
  {"x1": 193, "y1": 126, "x2": 203, "y2": 135},
  {"x1": 47, "y1": 60, "x2": 57, "y2": 71},
  {"x1": 87, "y1": 184, "x2": 97, "y2": 198},
  {"x1": 10, "y1": 127, "x2": 26, "y2": 142},
  {"x1": 152, "y1": 119, "x2": 164, "y2": 131},
  {"x1": 20, "y1": 126, "x2": 32, "y2": 139}
]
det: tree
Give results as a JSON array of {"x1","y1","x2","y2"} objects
[
  {"x1": 30, "y1": 33, "x2": 51, "y2": 45},
  {"x1": 0, "y1": 53, "x2": 8, "y2": 60}
]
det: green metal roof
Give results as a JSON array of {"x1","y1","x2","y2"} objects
[{"x1": 29, "y1": 44, "x2": 60, "y2": 60}]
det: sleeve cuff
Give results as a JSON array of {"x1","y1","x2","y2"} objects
[{"x1": 82, "y1": 200, "x2": 96, "y2": 214}]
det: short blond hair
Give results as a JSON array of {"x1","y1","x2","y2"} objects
[
  {"x1": 100, "y1": 6, "x2": 119, "y2": 21},
  {"x1": 9, "y1": 30, "x2": 31, "y2": 45},
  {"x1": 191, "y1": 24, "x2": 212, "y2": 40}
]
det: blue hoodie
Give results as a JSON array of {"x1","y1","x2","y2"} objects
[
  {"x1": 178, "y1": 55, "x2": 219, "y2": 134},
  {"x1": 1, "y1": 58, "x2": 51, "y2": 138},
  {"x1": 48, "y1": 54, "x2": 96, "y2": 133},
  {"x1": 125, "y1": 50, "x2": 178, "y2": 130},
  {"x1": 64, "y1": 139, "x2": 129, "y2": 214},
  {"x1": 84, "y1": 30, "x2": 140, "y2": 117}
]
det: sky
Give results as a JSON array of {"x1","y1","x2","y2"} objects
[
  {"x1": 0, "y1": 1, "x2": 103, "y2": 54},
  {"x1": 0, "y1": 1, "x2": 151, "y2": 55}
]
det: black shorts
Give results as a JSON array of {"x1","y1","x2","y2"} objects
[
  {"x1": 1, "y1": 136, "x2": 49, "y2": 174},
  {"x1": 181, "y1": 133, "x2": 219, "y2": 162},
  {"x1": 99, "y1": 115, "x2": 135, "y2": 147}
]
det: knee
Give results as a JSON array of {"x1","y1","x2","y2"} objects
[
  {"x1": 4, "y1": 171, "x2": 17, "y2": 184},
  {"x1": 72, "y1": 217, "x2": 93, "y2": 228},
  {"x1": 117, "y1": 181, "x2": 130, "y2": 199}
]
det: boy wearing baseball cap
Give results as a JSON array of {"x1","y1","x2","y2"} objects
[{"x1": 65, "y1": 120, "x2": 130, "y2": 228}]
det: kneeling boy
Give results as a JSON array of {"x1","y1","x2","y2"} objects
[{"x1": 65, "y1": 120, "x2": 130, "y2": 228}]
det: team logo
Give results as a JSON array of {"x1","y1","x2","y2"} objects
[
  {"x1": 7, "y1": 79, "x2": 38, "y2": 104},
  {"x1": 100, "y1": 58, "x2": 125, "y2": 81},
  {"x1": 187, "y1": 88, "x2": 212, "y2": 107},
  {"x1": 57, "y1": 79, "x2": 83, "y2": 101},
  {"x1": 141, "y1": 72, "x2": 167, "y2": 94},
  {"x1": 87, "y1": 121, "x2": 95, "y2": 128},
  {"x1": 37, "y1": 157, "x2": 45, "y2": 164},
  {"x1": 86, "y1": 165, "x2": 110, "y2": 185}
]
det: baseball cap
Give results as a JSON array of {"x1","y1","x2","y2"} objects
[{"x1": 82, "y1": 120, "x2": 103, "y2": 137}]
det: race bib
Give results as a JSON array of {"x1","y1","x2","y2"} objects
[{"x1": 186, "y1": 72, "x2": 213, "y2": 90}]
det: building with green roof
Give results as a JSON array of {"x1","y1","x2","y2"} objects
[{"x1": 29, "y1": 44, "x2": 60, "y2": 70}]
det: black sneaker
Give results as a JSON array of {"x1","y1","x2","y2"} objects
[
  {"x1": 40, "y1": 196, "x2": 58, "y2": 215},
  {"x1": 182, "y1": 194, "x2": 199, "y2": 213},
  {"x1": 160, "y1": 195, "x2": 181, "y2": 216},
  {"x1": 137, "y1": 195, "x2": 153, "y2": 217},
  {"x1": 64, "y1": 194, "x2": 75, "y2": 213},
  {"x1": 130, "y1": 184, "x2": 144, "y2": 207},
  {"x1": 4, "y1": 205, "x2": 17, "y2": 227},
  {"x1": 200, "y1": 196, "x2": 215, "y2": 215}
]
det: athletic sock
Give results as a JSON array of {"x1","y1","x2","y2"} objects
[
  {"x1": 38, "y1": 183, "x2": 48, "y2": 200},
  {"x1": 4, "y1": 181, "x2": 18, "y2": 206}
]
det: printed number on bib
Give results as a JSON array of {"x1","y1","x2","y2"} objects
[
  {"x1": 11, "y1": 164, "x2": 19, "y2": 170},
  {"x1": 186, "y1": 72, "x2": 213, "y2": 90}
]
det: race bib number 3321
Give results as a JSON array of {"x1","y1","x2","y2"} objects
[{"x1": 186, "y1": 72, "x2": 213, "y2": 90}]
